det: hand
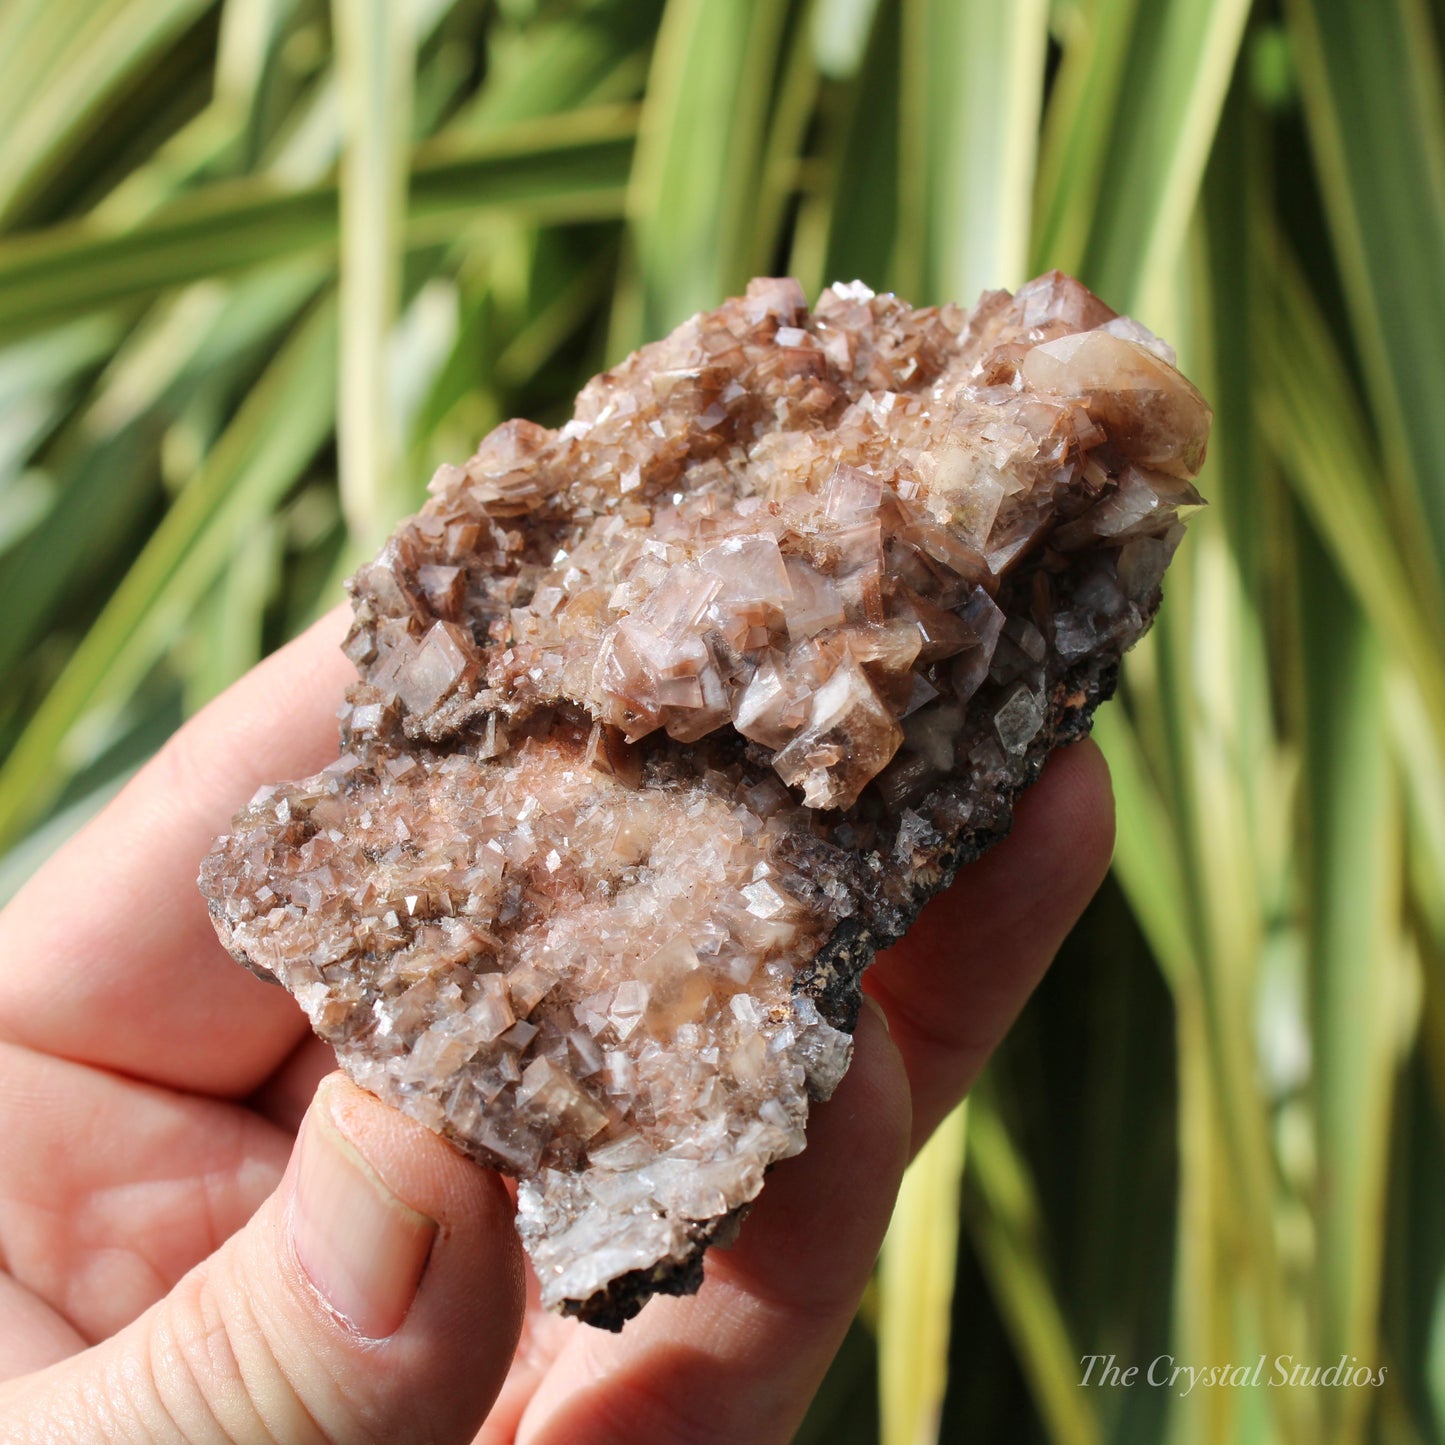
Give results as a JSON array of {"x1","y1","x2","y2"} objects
[{"x1": 0, "y1": 609, "x2": 1113, "y2": 1443}]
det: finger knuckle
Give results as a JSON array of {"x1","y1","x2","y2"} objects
[
  {"x1": 138, "y1": 1263, "x2": 379, "y2": 1445},
  {"x1": 145, "y1": 1271, "x2": 285, "y2": 1443}
]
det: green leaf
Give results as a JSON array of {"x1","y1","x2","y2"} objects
[
  {"x1": 1259, "y1": 239, "x2": 1445, "y2": 760},
  {"x1": 0, "y1": 0, "x2": 214, "y2": 224},
  {"x1": 877, "y1": 1103, "x2": 968, "y2": 1445},
  {"x1": 1032, "y1": 0, "x2": 1141, "y2": 277},
  {"x1": 0, "y1": 261, "x2": 325, "y2": 681},
  {"x1": 181, "y1": 510, "x2": 279, "y2": 712},
  {"x1": 1092, "y1": 706, "x2": 1196, "y2": 992},
  {"x1": 610, "y1": 0, "x2": 796, "y2": 354},
  {"x1": 1299, "y1": 543, "x2": 1408, "y2": 1442},
  {"x1": 1055, "y1": 0, "x2": 1252, "y2": 315},
  {"x1": 965, "y1": 1095, "x2": 1100, "y2": 1445},
  {"x1": 1287, "y1": 0, "x2": 1445, "y2": 590},
  {"x1": 0, "y1": 297, "x2": 338, "y2": 847},
  {"x1": 898, "y1": 0, "x2": 1049, "y2": 302},
  {"x1": 0, "y1": 106, "x2": 638, "y2": 337},
  {"x1": 799, "y1": 0, "x2": 902, "y2": 296},
  {"x1": 332, "y1": 0, "x2": 416, "y2": 546},
  {"x1": 462, "y1": 0, "x2": 664, "y2": 131}
]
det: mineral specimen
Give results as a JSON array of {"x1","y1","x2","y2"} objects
[{"x1": 199, "y1": 272, "x2": 1208, "y2": 1328}]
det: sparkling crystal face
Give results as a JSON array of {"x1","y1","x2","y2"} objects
[{"x1": 199, "y1": 272, "x2": 1209, "y2": 1327}]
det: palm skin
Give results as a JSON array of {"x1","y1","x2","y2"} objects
[{"x1": 0, "y1": 609, "x2": 1112, "y2": 1443}]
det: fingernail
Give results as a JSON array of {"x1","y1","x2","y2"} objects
[
  {"x1": 290, "y1": 1091, "x2": 438, "y2": 1338},
  {"x1": 862, "y1": 994, "x2": 891, "y2": 1034}
]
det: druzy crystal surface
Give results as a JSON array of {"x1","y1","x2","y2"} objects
[{"x1": 199, "y1": 273, "x2": 1208, "y2": 1327}]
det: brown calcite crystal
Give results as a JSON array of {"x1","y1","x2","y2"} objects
[{"x1": 199, "y1": 273, "x2": 1208, "y2": 1327}]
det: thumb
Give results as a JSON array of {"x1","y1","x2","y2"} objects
[{"x1": 3, "y1": 1074, "x2": 526, "y2": 1443}]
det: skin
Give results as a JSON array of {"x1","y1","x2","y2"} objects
[{"x1": 0, "y1": 607, "x2": 1114, "y2": 1443}]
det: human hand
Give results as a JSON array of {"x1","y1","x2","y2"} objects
[{"x1": 0, "y1": 609, "x2": 1113, "y2": 1443}]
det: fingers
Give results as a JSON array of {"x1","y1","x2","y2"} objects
[
  {"x1": 0, "y1": 607, "x2": 354, "y2": 1097},
  {"x1": 502, "y1": 1004, "x2": 910, "y2": 1445},
  {"x1": 0, "y1": 1075, "x2": 526, "y2": 1445},
  {"x1": 249, "y1": 1033, "x2": 343, "y2": 1135},
  {"x1": 0, "y1": 1043, "x2": 290, "y2": 1350},
  {"x1": 865, "y1": 739, "x2": 1115, "y2": 1150},
  {"x1": 0, "y1": 1277, "x2": 85, "y2": 1381},
  {"x1": 486, "y1": 746, "x2": 1111, "y2": 1443}
]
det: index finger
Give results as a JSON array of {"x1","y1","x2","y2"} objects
[
  {"x1": 0, "y1": 608, "x2": 353, "y2": 1097},
  {"x1": 484, "y1": 745, "x2": 1113, "y2": 1443},
  {"x1": 866, "y1": 738, "x2": 1116, "y2": 1150},
  {"x1": 487, "y1": 1003, "x2": 911, "y2": 1445}
]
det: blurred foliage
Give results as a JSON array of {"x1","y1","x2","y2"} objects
[{"x1": 1, "y1": 1, "x2": 1442, "y2": 1441}]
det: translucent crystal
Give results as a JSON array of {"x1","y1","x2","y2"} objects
[
  {"x1": 395, "y1": 621, "x2": 472, "y2": 715},
  {"x1": 772, "y1": 654, "x2": 904, "y2": 808},
  {"x1": 1020, "y1": 330, "x2": 1211, "y2": 478},
  {"x1": 199, "y1": 271, "x2": 1208, "y2": 1329}
]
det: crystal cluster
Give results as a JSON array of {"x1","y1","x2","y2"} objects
[{"x1": 199, "y1": 272, "x2": 1208, "y2": 1327}]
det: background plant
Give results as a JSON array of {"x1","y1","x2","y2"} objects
[{"x1": 0, "y1": 2, "x2": 1441, "y2": 1441}]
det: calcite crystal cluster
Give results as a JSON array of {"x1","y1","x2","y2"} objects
[{"x1": 200, "y1": 272, "x2": 1208, "y2": 1327}]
